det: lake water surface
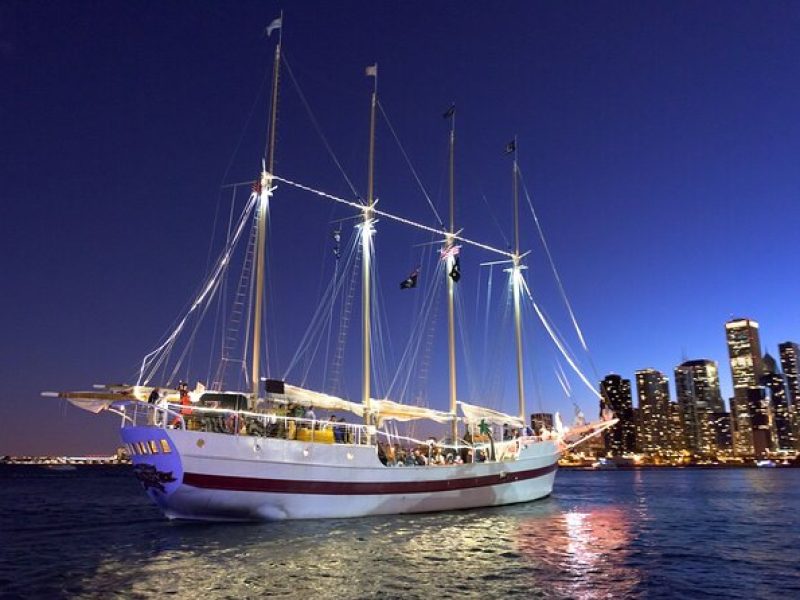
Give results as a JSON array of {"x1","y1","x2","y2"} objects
[{"x1": 2, "y1": 466, "x2": 799, "y2": 599}]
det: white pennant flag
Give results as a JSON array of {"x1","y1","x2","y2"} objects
[
  {"x1": 365, "y1": 63, "x2": 377, "y2": 77},
  {"x1": 266, "y1": 17, "x2": 282, "y2": 37}
]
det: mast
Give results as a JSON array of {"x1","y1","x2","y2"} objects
[
  {"x1": 362, "y1": 64, "x2": 378, "y2": 424},
  {"x1": 511, "y1": 135, "x2": 526, "y2": 424},
  {"x1": 252, "y1": 14, "x2": 282, "y2": 403},
  {"x1": 446, "y1": 106, "x2": 458, "y2": 442}
]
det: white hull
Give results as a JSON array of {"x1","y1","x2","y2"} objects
[{"x1": 122, "y1": 427, "x2": 559, "y2": 521}]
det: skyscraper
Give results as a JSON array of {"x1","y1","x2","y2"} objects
[
  {"x1": 666, "y1": 402, "x2": 687, "y2": 457},
  {"x1": 762, "y1": 352, "x2": 793, "y2": 451},
  {"x1": 747, "y1": 386, "x2": 775, "y2": 458},
  {"x1": 674, "y1": 359, "x2": 726, "y2": 456},
  {"x1": 599, "y1": 374, "x2": 635, "y2": 456},
  {"x1": 778, "y1": 342, "x2": 800, "y2": 450},
  {"x1": 635, "y1": 369, "x2": 671, "y2": 455},
  {"x1": 725, "y1": 318, "x2": 763, "y2": 456},
  {"x1": 778, "y1": 342, "x2": 800, "y2": 405}
]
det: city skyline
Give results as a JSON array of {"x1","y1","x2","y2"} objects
[
  {"x1": 595, "y1": 321, "x2": 799, "y2": 417},
  {"x1": 593, "y1": 316, "x2": 800, "y2": 461},
  {"x1": 2, "y1": 2, "x2": 800, "y2": 455}
]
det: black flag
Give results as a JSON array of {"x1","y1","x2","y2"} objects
[
  {"x1": 400, "y1": 268, "x2": 419, "y2": 289},
  {"x1": 449, "y1": 256, "x2": 461, "y2": 283},
  {"x1": 505, "y1": 139, "x2": 516, "y2": 154},
  {"x1": 443, "y1": 104, "x2": 455, "y2": 119}
]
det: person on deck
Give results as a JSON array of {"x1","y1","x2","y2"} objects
[
  {"x1": 330, "y1": 415, "x2": 344, "y2": 443},
  {"x1": 172, "y1": 385, "x2": 192, "y2": 428},
  {"x1": 338, "y1": 417, "x2": 351, "y2": 443},
  {"x1": 304, "y1": 405, "x2": 317, "y2": 429}
]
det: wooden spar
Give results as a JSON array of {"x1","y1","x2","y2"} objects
[
  {"x1": 446, "y1": 108, "x2": 458, "y2": 442},
  {"x1": 252, "y1": 17, "x2": 282, "y2": 404},
  {"x1": 363, "y1": 64, "x2": 378, "y2": 424},
  {"x1": 511, "y1": 136, "x2": 526, "y2": 424}
]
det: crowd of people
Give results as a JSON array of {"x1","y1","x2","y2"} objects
[
  {"x1": 377, "y1": 442, "x2": 489, "y2": 466},
  {"x1": 145, "y1": 387, "x2": 518, "y2": 465}
]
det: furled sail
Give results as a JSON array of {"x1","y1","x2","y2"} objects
[
  {"x1": 370, "y1": 398, "x2": 455, "y2": 427},
  {"x1": 458, "y1": 401, "x2": 524, "y2": 429},
  {"x1": 42, "y1": 385, "x2": 182, "y2": 414},
  {"x1": 284, "y1": 384, "x2": 365, "y2": 417}
]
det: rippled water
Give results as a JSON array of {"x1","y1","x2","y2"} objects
[{"x1": 2, "y1": 466, "x2": 799, "y2": 599}]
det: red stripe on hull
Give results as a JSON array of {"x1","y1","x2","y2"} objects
[{"x1": 183, "y1": 463, "x2": 558, "y2": 495}]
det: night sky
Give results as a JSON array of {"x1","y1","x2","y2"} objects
[{"x1": 2, "y1": 1, "x2": 799, "y2": 455}]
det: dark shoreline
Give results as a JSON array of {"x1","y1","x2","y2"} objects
[{"x1": 560, "y1": 463, "x2": 799, "y2": 470}]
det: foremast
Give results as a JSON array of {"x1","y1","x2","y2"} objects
[
  {"x1": 362, "y1": 64, "x2": 378, "y2": 425},
  {"x1": 252, "y1": 14, "x2": 283, "y2": 403},
  {"x1": 445, "y1": 107, "x2": 458, "y2": 442},
  {"x1": 511, "y1": 136, "x2": 527, "y2": 424}
]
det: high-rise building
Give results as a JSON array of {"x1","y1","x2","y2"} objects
[
  {"x1": 747, "y1": 386, "x2": 775, "y2": 458},
  {"x1": 778, "y1": 342, "x2": 800, "y2": 405},
  {"x1": 761, "y1": 352, "x2": 793, "y2": 451},
  {"x1": 709, "y1": 412, "x2": 733, "y2": 454},
  {"x1": 674, "y1": 359, "x2": 725, "y2": 456},
  {"x1": 778, "y1": 342, "x2": 800, "y2": 450},
  {"x1": 635, "y1": 369, "x2": 671, "y2": 455},
  {"x1": 599, "y1": 374, "x2": 635, "y2": 456},
  {"x1": 725, "y1": 318, "x2": 763, "y2": 456},
  {"x1": 666, "y1": 402, "x2": 687, "y2": 457}
]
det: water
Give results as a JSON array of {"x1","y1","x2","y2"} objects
[{"x1": 2, "y1": 466, "x2": 799, "y2": 599}]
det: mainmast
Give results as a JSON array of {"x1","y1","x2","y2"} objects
[
  {"x1": 445, "y1": 105, "x2": 458, "y2": 442},
  {"x1": 511, "y1": 136, "x2": 526, "y2": 424},
  {"x1": 252, "y1": 14, "x2": 283, "y2": 403},
  {"x1": 362, "y1": 63, "x2": 378, "y2": 424}
]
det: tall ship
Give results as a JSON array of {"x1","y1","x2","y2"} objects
[{"x1": 44, "y1": 18, "x2": 615, "y2": 522}]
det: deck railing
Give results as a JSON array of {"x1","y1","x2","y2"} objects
[
  {"x1": 120, "y1": 401, "x2": 374, "y2": 445},
  {"x1": 118, "y1": 402, "x2": 547, "y2": 465}
]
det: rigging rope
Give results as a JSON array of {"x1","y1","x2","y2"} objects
[
  {"x1": 282, "y1": 54, "x2": 361, "y2": 199},
  {"x1": 519, "y1": 276, "x2": 602, "y2": 401},
  {"x1": 480, "y1": 192, "x2": 511, "y2": 249},
  {"x1": 376, "y1": 99, "x2": 444, "y2": 228},
  {"x1": 517, "y1": 165, "x2": 588, "y2": 352},
  {"x1": 138, "y1": 193, "x2": 258, "y2": 386},
  {"x1": 271, "y1": 175, "x2": 513, "y2": 258}
]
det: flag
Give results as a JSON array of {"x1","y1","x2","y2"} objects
[
  {"x1": 251, "y1": 179, "x2": 262, "y2": 195},
  {"x1": 365, "y1": 63, "x2": 377, "y2": 77},
  {"x1": 400, "y1": 267, "x2": 419, "y2": 289},
  {"x1": 443, "y1": 104, "x2": 455, "y2": 119},
  {"x1": 440, "y1": 244, "x2": 461, "y2": 261},
  {"x1": 265, "y1": 17, "x2": 282, "y2": 37},
  {"x1": 449, "y1": 256, "x2": 461, "y2": 283},
  {"x1": 505, "y1": 139, "x2": 516, "y2": 154}
]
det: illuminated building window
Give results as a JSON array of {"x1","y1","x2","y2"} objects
[
  {"x1": 149, "y1": 440, "x2": 159, "y2": 454},
  {"x1": 138, "y1": 442, "x2": 149, "y2": 455},
  {"x1": 160, "y1": 439, "x2": 171, "y2": 454}
]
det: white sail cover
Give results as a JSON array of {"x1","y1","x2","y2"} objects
[
  {"x1": 458, "y1": 401, "x2": 524, "y2": 428},
  {"x1": 284, "y1": 386, "x2": 457, "y2": 425},
  {"x1": 43, "y1": 385, "x2": 183, "y2": 414},
  {"x1": 370, "y1": 398, "x2": 455, "y2": 426},
  {"x1": 284, "y1": 384, "x2": 365, "y2": 417}
]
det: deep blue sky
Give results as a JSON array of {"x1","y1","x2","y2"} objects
[{"x1": 2, "y1": 1, "x2": 799, "y2": 455}]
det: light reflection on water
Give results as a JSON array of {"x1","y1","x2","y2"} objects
[{"x1": 2, "y1": 467, "x2": 800, "y2": 599}]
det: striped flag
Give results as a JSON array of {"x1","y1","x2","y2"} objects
[{"x1": 440, "y1": 244, "x2": 461, "y2": 261}]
